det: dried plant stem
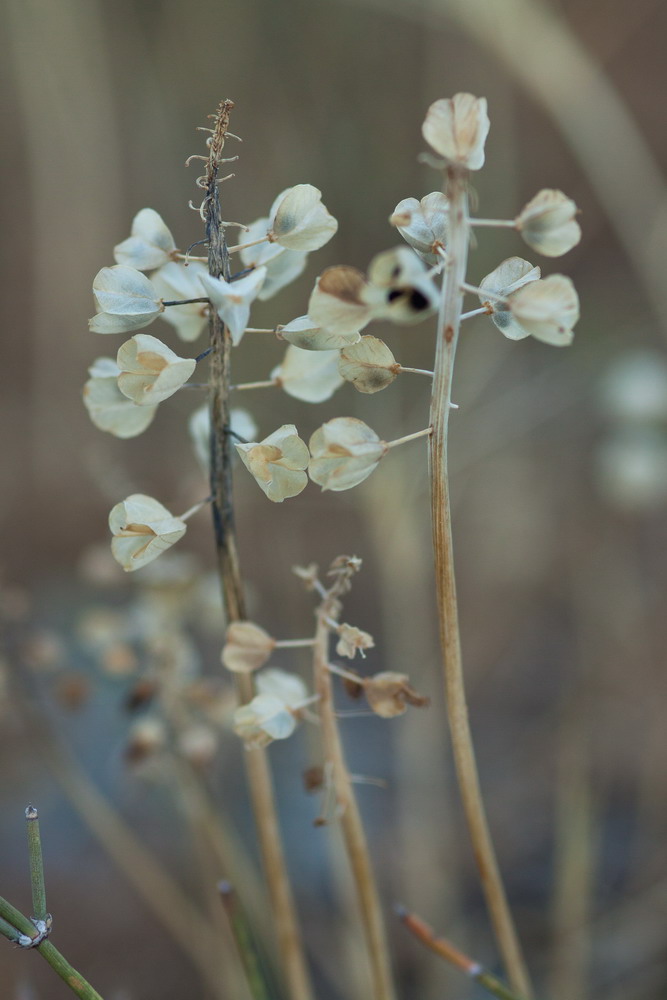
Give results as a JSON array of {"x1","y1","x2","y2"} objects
[
  {"x1": 204, "y1": 100, "x2": 313, "y2": 1000},
  {"x1": 397, "y1": 906, "x2": 531, "y2": 1000},
  {"x1": 428, "y1": 165, "x2": 532, "y2": 998},
  {"x1": 312, "y1": 594, "x2": 396, "y2": 1000}
]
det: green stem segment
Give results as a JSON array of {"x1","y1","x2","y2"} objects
[
  {"x1": 25, "y1": 805, "x2": 47, "y2": 923},
  {"x1": 204, "y1": 100, "x2": 313, "y2": 1000},
  {"x1": 397, "y1": 906, "x2": 531, "y2": 1000},
  {"x1": 219, "y1": 882, "x2": 272, "y2": 1000},
  {"x1": 428, "y1": 165, "x2": 532, "y2": 999},
  {"x1": 0, "y1": 893, "x2": 102, "y2": 1000}
]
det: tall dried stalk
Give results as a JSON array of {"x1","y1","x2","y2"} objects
[
  {"x1": 203, "y1": 100, "x2": 313, "y2": 1000},
  {"x1": 311, "y1": 566, "x2": 397, "y2": 1000},
  {"x1": 428, "y1": 165, "x2": 532, "y2": 998}
]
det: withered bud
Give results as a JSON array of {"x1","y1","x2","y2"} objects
[
  {"x1": 303, "y1": 766, "x2": 325, "y2": 793},
  {"x1": 363, "y1": 672, "x2": 430, "y2": 718}
]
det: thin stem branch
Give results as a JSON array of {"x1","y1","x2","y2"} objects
[
  {"x1": 386, "y1": 427, "x2": 432, "y2": 450},
  {"x1": 203, "y1": 99, "x2": 313, "y2": 1000},
  {"x1": 312, "y1": 574, "x2": 396, "y2": 1000},
  {"x1": 428, "y1": 165, "x2": 532, "y2": 999},
  {"x1": 274, "y1": 638, "x2": 316, "y2": 649},
  {"x1": 219, "y1": 883, "x2": 272, "y2": 1000},
  {"x1": 162, "y1": 297, "x2": 211, "y2": 307},
  {"x1": 25, "y1": 806, "x2": 47, "y2": 922},
  {"x1": 395, "y1": 365, "x2": 434, "y2": 377},
  {"x1": 396, "y1": 906, "x2": 531, "y2": 1000},
  {"x1": 227, "y1": 236, "x2": 270, "y2": 254},
  {"x1": 461, "y1": 306, "x2": 492, "y2": 321},
  {"x1": 232, "y1": 379, "x2": 277, "y2": 391},
  {"x1": 469, "y1": 218, "x2": 516, "y2": 228}
]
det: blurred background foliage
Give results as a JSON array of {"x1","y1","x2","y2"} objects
[{"x1": 1, "y1": 0, "x2": 667, "y2": 997}]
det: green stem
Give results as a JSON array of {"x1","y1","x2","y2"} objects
[
  {"x1": 219, "y1": 882, "x2": 273, "y2": 1000},
  {"x1": 25, "y1": 806, "x2": 47, "y2": 923},
  {"x1": 428, "y1": 165, "x2": 532, "y2": 998}
]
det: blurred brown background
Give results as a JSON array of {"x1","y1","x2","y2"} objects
[{"x1": 1, "y1": 0, "x2": 667, "y2": 998}]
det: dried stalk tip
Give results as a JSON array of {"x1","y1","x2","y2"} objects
[{"x1": 421, "y1": 94, "x2": 490, "y2": 171}]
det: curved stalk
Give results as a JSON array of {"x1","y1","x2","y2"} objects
[
  {"x1": 204, "y1": 100, "x2": 313, "y2": 1000},
  {"x1": 312, "y1": 587, "x2": 396, "y2": 1000},
  {"x1": 428, "y1": 164, "x2": 532, "y2": 998}
]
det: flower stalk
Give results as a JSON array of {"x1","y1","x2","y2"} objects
[
  {"x1": 428, "y1": 164, "x2": 532, "y2": 998},
  {"x1": 203, "y1": 99, "x2": 313, "y2": 1000}
]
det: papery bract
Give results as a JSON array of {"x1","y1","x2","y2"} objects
[
  {"x1": 91, "y1": 266, "x2": 163, "y2": 332},
  {"x1": 84, "y1": 367, "x2": 158, "y2": 438},
  {"x1": 508, "y1": 274, "x2": 579, "y2": 347},
  {"x1": 114, "y1": 208, "x2": 177, "y2": 270},
  {"x1": 338, "y1": 336, "x2": 398, "y2": 393},
  {"x1": 516, "y1": 189, "x2": 581, "y2": 258},
  {"x1": 109, "y1": 494, "x2": 187, "y2": 572},
  {"x1": 280, "y1": 315, "x2": 361, "y2": 352},
  {"x1": 308, "y1": 267, "x2": 374, "y2": 335},
  {"x1": 240, "y1": 216, "x2": 308, "y2": 300},
  {"x1": 116, "y1": 334, "x2": 196, "y2": 405},
  {"x1": 390, "y1": 192, "x2": 449, "y2": 264},
  {"x1": 222, "y1": 622, "x2": 276, "y2": 673}
]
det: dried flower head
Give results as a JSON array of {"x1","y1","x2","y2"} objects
[
  {"x1": 83, "y1": 358, "x2": 158, "y2": 437},
  {"x1": 267, "y1": 184, "x2": 338, "y2": 251},
  {"x1": 390, "y1": 192, "x2": 449, "y2": 264},
  {"x1": 363, "y1": 672, "x2": 430, "y2": 718},
  {"x1": 198, "y1": 268, "x2": 267, "y2": 345},
  {"x1": 221, "y1": 621, "x2": 276, "y2": 673},
  {"x1": 272, "y1": 346, "x2": 343, "y2": 403},
  {"x1": 479, "y1": 257, "x2": 541, "y2": 341},
  {"x1": 236, "y1": 424, "x2": 309, "y2": 502},
  {"x1": 109, "y1": 494, "x2": 187, "y2": 572},
  {"x1": 422, "y1": 94, "x2": 490, "y2": 171},
  {"x1": 515, "y1": 189, "x2": 581, "y2": 258},
  {"x1": 309, "y1": 417, "x2": 387, "y2": 491},
  {"x1": 114, "y1": 208, "x2": 178, "y2": 271},
  {"x1": 116, "y1": 334, "x2": 196, "y2": 405},
  {"x1": 508, "y1": 274, "x2": 580, "y2": 347},
  {"x1": 335, "y1": 623, "x2": 375, "y2": 659},
  {"x1": 279, "y1": 315, "x2": 361, "y2": 352},
  {"x1": 90, "y1": 265, "x2": 163, "y2": 334},
  {"x1": 338, "y1": 336, "x2": 398, "y2": 394}
]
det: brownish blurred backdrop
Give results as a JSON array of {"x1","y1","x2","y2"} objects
[{"x1": 1, "y1": 0, "x2": 667, "y2": 998}]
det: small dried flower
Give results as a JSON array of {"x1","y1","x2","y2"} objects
[
  {"x1": 292, "y1": 563, "x2": 320, "y2": 590},
  {"x1": 390, "y1": 192, "x2": 449, "y2": 263},
  {"x1": 241, "y1": 214, "x2": 307, "y2": 300},
  {"x1": 90, "y1": 265, "x2": 163, "y2": 333},
  {"x1": 236, "y1": 424, "x2": 309, "y2": 502},
  {"x1": 279, "y1": 315, "x2": 361, "y2": 352},
  {"x1": 267, "y1": 184, "x2": 338, "y2": 251},
  {"x1": 116, "y1": 334, "x2": 196, "y2": 405},
  {"x1": 233, "y1": 693, "x2": 298, "y2": 749},
  {"x1": 83, "y1": 358, "x2": 158, "y2": 437},
  {"x1": 109, "y1": 494, "x2": 187, "y2": 572},
  {"x1": 338, "y1": 336, "x2": 398, "y2": 394},
  {"x1": 198, "y1": 268, "x2": 267, "y2": 345},
  {"x1": 221, "y1": 621, "x2": 276, "y2": 673},
  {"x1": 151, "y1": 261, "x2": 210, "y2": 342},
  {"x1": 479, "y1": 257, "x2": 541, "y2": 341},
  {"x1": 363, "y1": 672, "x2": 430, "y2": 718},
  {"x1": 335, "y1": 624, "x2": 375, "y2": 659},
  {"x1": 272, "y1": 346, "x2": 343, "y2": 403},
  {"x1": 309, "y1": 417, "x2": 387, "y2": 491},
  {"x1": 422, "y1": 94, "x2": 490, "y2": 171},
  {"x1": 515, "y1": 189, "x2": 581, "y2": 258},
  {"x1": 508, "y1": 274, "x2": 580, "y2": 347},
  {"x1": 114, "y1": 208, "x2": 178, "y2": 271}
]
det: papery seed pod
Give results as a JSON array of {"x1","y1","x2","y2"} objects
[
  {"x1": 116, "y1": 334, "x2": 196, "y2": 405},
  {"x1": 233, "y1": 694, "x2": 298, "y2": 749},
  {"x1": 272, "y1": 346, "x2": 344, "y2": 403},
  {"x1": 256, "y1": 668, "x2": 309, "y2": 708},
  {"x1": 268, "y1": 184, "x2": 338, "y2": 251},
  {"x1": 308, "y1": 266, "x2": 375, "y2": 335},
  {"x1": 280, "y1": 315, "x2": 361, "y2": 352},
  {"x1": 516, "y1": 189, "x2": 581, "y2": 258},
  {"x1": 479, "y1": 257, "x2": 541, "y2": 341},
  {"x1": 390, "y1": 192, "x2": 449, "y2": 264},
  {"x1": 363, "y1": 672, "x2": 430, "y2": 718},
  {"x1": 109, "y1": 494, "x2": 187, "y2": 572},
  {"x1": 240, "y1": 214, "x2": 308, "y2": 300},
  {"x1": 84, "y1": 362, "x2": 158, "y2": 438},
  {"x1": 90, "y1": 265, "x2": 163, "y2": 333},
  {"x1": 221, "y1": 622, "x2": 276, "y2": 673},
  {"x1": 114, "y1": 208, "x2": 178, "y2": 271},
  {"x1": 338, "y1": 336, "x2": 398, "y2": 393},
  {"x1": 151, "y1": 261, "x2": 210, "y2": 342},
  {"x1": 308, "y1": 417, "x2": 387, "y2": 492},
  {"x1": 367, "y1": 247, "x2": 438, "y2": 324},
  {"x1": 235, "y1": 424, "x2": 310, "y2": 502},
  {"x1": 422, "y1": 94, "x2": 490, "y2": 171},
  {"x1": 199, "y1": 268, "x2": 267, "y2": 345},
  {"x1": 508, "y1": 274, "x2": 580, "y2": 347}
]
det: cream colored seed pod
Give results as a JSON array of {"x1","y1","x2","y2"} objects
[
  {"x1": 109, "y1": 494, "x2": 187, "y2": 572},
  {"x1": 515, "y1": 189, "x2": 581, "y2": 258},
  {"x1": 221, "y1": 622, "x2": 276, "y2": 673},
  {"x1": 363, "y1": 672, "x2": 430, "y2": 718},
  {"x1": 272, "y1": 346, "x2": 343, "y2": 403},
  {"x1": 338, "y1": 336, "x2": 398, "y2": 394},
  {"x1": 114, "y1": 208, "x2": 178, "y2": 271},
  {"x1": 235, "y1": 424, "x2": 309, "y2": 502},
  {"x1": 116, "y1": 334, "x2": 196, "y2": 406},
  {"x1": 90, "y1": 265, "x2": 163, "y2": 334},
  {"x1": 84, "y1": 360, "x2": 158, "y2": 438},
  {"x1": 279, "y1": 315, "x2": 361, "y2": 352},
  {"x1": 151, "y1": 261, "x2": 210, "y2": 342},
  {"x1": 508, "y1": 274, "x2": 580, "y2": 347},
  {"x1": 390, "y1": 192, "x2": 449, "y2": 264},
  {"x1": 199, "y1": 267, "x2": 267, "y2": 345},
  {"x1": 479, "y1": 257, "x2": 541, "y2": 341},
  {"x1": 308, "y1": 417, "x2": 387, "y2": 492},
  {"x1": 267, "y1": 184, "x2": 338, "y2": 252},
  {"x1": 421, "y1": 93, "x2": 490, "y2": 171}
]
